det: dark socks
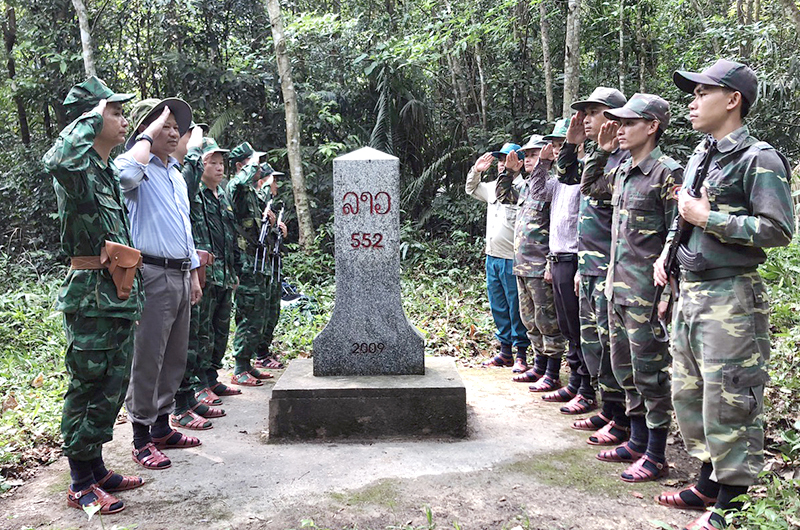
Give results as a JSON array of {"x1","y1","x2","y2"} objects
[
  {"x1": 533, "y1": 354, "x2": 547, "y2": 375},
  {"x1": 646, "y1": 427, "x2": 669, "y2": 463},
  {"x1": 515, "y1": 345, "x2": 528, "y2": 362},
  {"x1": 679, "y1": 461, "x2": 719, "y2": 507},
  {"x1": 578, "y1": 374, "x2": 595, "y2": 401},
  {"x1": 566, "y1": 370, "x2": 581, "y2": 393},
  {"x1": 607, "y1": 403, "x2": 630, "y2": 440},
  {"x1": 234, "y1": 360, "x2": 252, "y2": 375},
  {"x1": 628, "y1": 415, "x2": 648, "y2": 453},
  {"x1": 68, "y1": 457, "x2": 94, "y2": 491},
  {"x1": 174, "y1": 390, "x2": 192, "y2": 415},
  {"x1": 545, "y1": 356, "x2": 562, "y2": 380},
  {"x1": 499, "y1": 343, "x2": 513, "y2": 359},
  {"x1": 206, "y1": 368, "x2": 220, "y2": 387},
  {"x1": 91, "y1": 456, "x2": 122, "y2": 490},
  {"x1": 709, "y1": 484, "x2": 749, "y2": 526},
  {"x1": 132, "y1": 421, "x2": 151, "y2": 450},
  {"x1": 150, "y1": 414, "x2": 171, "y2": 439}
]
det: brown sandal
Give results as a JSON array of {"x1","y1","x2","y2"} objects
[
  {"x1": 96, "y1": 470, "x2": 145, "y2": 492},
  {"x1": 247, "y1": 367, "x2": 274, "y2": 380},
  {"x1": 586, "y1": 421, "x2": 630, "y2": 446},
  {"x1": 170, "y1": 410, "x2": 213, "y2": 430},
  {"x1": 620, "y1": 455, "x2": 669, "y2": 483},
  {"x1": 572, "y1": 412, "x2": 611, "y2": 431},
  {"x1": 231, "y1": 372, "x2": 263, "y2": 386},
  {"x1": 67, "y1": 484, "x2": 125, "y2": 514},
  {"x1": 512, "y1": 369, "x2": 544, "y2": 383},
  {"x1": 132, "y1": 442, "x2": 172, "y2": 469},
  {"x1": 152, "y1": 428, "x2": 202, "y2": 450},
  {"x1": 195, "y1": 387, "x2": 223, "y2": 406},
  {"x1": 211, "y1": 382, "x2": 242, "y2": 396},
  {"x1": 655, "y1": 485, "x2": 717, "y2": 511},
  {"x1": 191, "y1": 403, "x2": 226, "y2": 419},
  {"x1": 254, "y1": 357, "x2": 284, "y2": 369}
]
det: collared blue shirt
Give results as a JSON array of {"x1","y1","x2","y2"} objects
[{"x1": 117, "y1": 152, "x2": 200, "y2": 268}]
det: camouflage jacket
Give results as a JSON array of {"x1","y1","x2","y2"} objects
[
  {"x1": 557, "y1": 142, "x2": 629, "y2": 277},
  {"x1": 184, "y1": 148, "x2": 241, "y2": 290},
  {"x1": 43, "y1": 110, "x2": 144, "y2": 319},
  {"x1": 582, "y1": 146, "x2": 683, "y2": 306},
  {"x1": 496, "y1": 160, "x2": 557, "y2": 277},
  {"x1": 226, "y1": 163, "x2": 274, "y2": 291},
  {"x1": 668, "y1": 127, "x2": 794, "y2": 281}
]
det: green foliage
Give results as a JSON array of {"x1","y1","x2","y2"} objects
[{"x1": 735, "y1": 473, "x2": 800, "y2": 529}]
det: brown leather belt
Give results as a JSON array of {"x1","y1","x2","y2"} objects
[{"x1": 70, "y1": 256, "x2": 105, "y2": 270}]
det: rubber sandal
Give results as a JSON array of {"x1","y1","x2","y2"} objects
[
  {"x1": 655, "y1": 485, "x2": 717, "y2": 511},
  {"x1": 587, "y1": 421, "x2": 630, "y2": 446},
  {"x1": 211, "y1": 382, "x2": 242, "y2": 396},
  {"x1": 683, "y1": 512, "x2": 726, "y2": 530},
  {"x1": 190, "y1": 402, "x2": 226, "y2": 419},
  {"x1": 596, "y1": 441, "x2": 644, "y2": 463},
  {"x1": 96, "y1": 470, "x2": 145, "y2": 493},
  {"x1": 511, "y1": 359, "x2": 528, "y2": 373},
  {"x1": 67, "y1": 484, "x2": 125, "y2": 514},
  {"x1": 482, "y1": 354, "x2": 514, "y2": 368},
  {"x1": 247, "y1": 367, "x2": 274, "y2": 380},
  {"x1": 254, "y1": 357, "x2": 284, "y2": 369},
  {"x1": 529, "y1": 376, "x2": 561, "y2": 392},
  {"x1": 560, "y1": 395, "x2": 597, "y2": 414},
  {"x1": 231, "y1": 372, "x2": 263, "y2": 386},
  {"x1": 152, "y1": 428, "x2": 202, "y2": 450},
  {"x1": 132, "y1": 442, "x2": 172, "y2": 469},
  {"x1": 542, "y1": 386, "x2": 577, "y2": 402},
  {"x1": 512, "y1": 369, "x2": 544, "y2": 383},
  {"x1": 621, "y1": 455, "x2": 669, "y2": 483},
  {"x1": 170, "y1": 410, "x2": 213, "y2": 430},
  {"x1": 195, "y1": 387, "x2": 223, "y2": 406},
  {"x1": 572, "y1": 412, "x2": 611, "y2": 431}
]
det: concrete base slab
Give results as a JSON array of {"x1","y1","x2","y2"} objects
[{"x1": 269, "y1": 357, "x2": 467, "y2": 440}]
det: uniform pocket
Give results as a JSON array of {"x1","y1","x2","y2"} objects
[
  {"x1": 719, "y1": 364, "x2": 768, "y2": 425},
  {"x1": 626, "y1": 196, "x2": 659, "y2": 230}
]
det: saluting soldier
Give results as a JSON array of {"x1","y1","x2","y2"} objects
[
  {"x1": 581, "y1": 94, "x2": 683, "y2": 482},
  {"x1": 654, "y1": 60, "x2": 794, "y2": 530},
  {"x1": 44, "y1": 77, "x2": 145, "y2": 515}
]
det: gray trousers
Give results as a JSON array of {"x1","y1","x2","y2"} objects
[{"x1": 125, "y1": 264, "x2": 191, "y2": 426}]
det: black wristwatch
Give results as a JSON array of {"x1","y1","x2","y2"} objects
[{"x1": 135, "y1": 133, "x2": 154, "y2": 145}]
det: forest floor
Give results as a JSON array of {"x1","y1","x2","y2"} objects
[{"x1": 0, "y1": 362, "x2": 703, "y2": 530}]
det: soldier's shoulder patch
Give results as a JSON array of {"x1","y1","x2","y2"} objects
[
  {"x1": 243, "y1": 218, "x2": 254, "y2": 228},
  {"x1": 658, "y1": 155, "x2": 682, "y2": 171},
  {"x1": 672, "y1": 185, "x2": 682, "y2": 199}
]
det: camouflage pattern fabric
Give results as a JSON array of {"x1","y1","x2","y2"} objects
[
  {"x1": 579, "y1": 275, "x2": 622, "y2": 402},
  {"x1": 197, "y1": 283, "x2": 233, "y2": 383},
  {"x1": 61, "y1": 313, "x2": 135, "y2": 460},
  {"x1": 258, "y1": 273, "x2": 283, "y2": 356},
  {"x1": 609, "y1": 302, "x2": 672, "y2": 429},
  {"x1": 233, "y1": 288, "x2": 269, "y2": 365},
  {"x1": 516, "y1": 276, "x2": 567, "y2": 359}
]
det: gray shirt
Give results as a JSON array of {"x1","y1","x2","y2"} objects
[{"x1": 548, "y1": 180, "x2": 580, "y2": 254}]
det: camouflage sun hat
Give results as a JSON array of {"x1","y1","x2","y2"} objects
[
  {"x1": 491, "y1": 142, "x2": 524, "y2": 160},
  {"x1": 673, "y1": 59, "x2": 758, "y2": 108},
  {"x1": 228, "y1": 141, "x2": 266, "y2": 164},
  {"x1": 201, "y1": 137, "x2": 229, "y2": 158},
  {"x1": 571, "y1": 87, "x2": 627, "y2": 111},
  {"x1": 520, "y1": 134, "x2": 547, "y2": 152},
  {"x1": 124, "y1": 97, "x2": 193, "y2": 150},
  {"x1": 63, "y1": 76, "x2": 135, "y2": 121},
  {"x1": 543, "y1": 118, "x2": 570, "y2": 140},
  {"x1": 604, "y1": 93, "x2": 671, "y2": 131}
]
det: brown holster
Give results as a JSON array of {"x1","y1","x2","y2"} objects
[
  {"x1": 196, "y1": 250, "x2": 216, "y2": 289},
  {"x1": 70, "y1": 241, "x2": 142, "y2": 300}
]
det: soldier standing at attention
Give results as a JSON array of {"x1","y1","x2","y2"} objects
[
  {"x1": 44, "y1": 77, "x2": 145, "y2": 514},
  {"x1": 581, "y1": 94, "x2": 682, "y2": 482},
  {"x1": 654, "y1": 60, "x2": 793, "y2": 530}
]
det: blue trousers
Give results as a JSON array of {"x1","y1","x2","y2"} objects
[{"x1": 485, "y1": 255, "x2": 529, "y2": 348}]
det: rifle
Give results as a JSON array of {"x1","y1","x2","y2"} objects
[
  {"x1": 270, "y1": 207, "x2": 285, "y2": 285},
  {"x1": 649, "y1": 137, "x2": 718, "y2": 342},
  {"x1": 253, "y1": 199, "x2": 273, "y2": 273}
]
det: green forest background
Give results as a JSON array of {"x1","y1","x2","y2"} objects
[{"x1": 1, "y1": 0, "x2": 800, "y2": 525}]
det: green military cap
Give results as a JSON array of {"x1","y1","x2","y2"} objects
[
  {"x1": 124, "y1": 97, "x2": 193, "y2": 150},
  {"x1": 520, "y1": 134, "x2": 547, "y2": 152},
  {"x1": 201, "y1": 137, "x2": 229, "y2": 158},
  {"x1": 229, "y1": 141, "x2": 266, "y2": 164},
  {"x1": 543, "y1": 118, "x2": 569, "y2": 140},
  {"x1": 63, "y1": 76, "x2": 135, "y2": 120},
  {"x1": 571, "y1": 87, "x2": 627, "y2": 111},
  {"x1": 604, "y1": 93, "x2": 671, "y2": 131},
  {"x1": 673, "y1": 59, "x2": 758, "y2": 108}
]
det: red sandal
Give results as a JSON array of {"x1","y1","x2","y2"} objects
[
  {"x1": 683, "y1": 512, "x2": 727, "y2": 530},
  {"x1": 132, "y1": 442, "x2": 172, "y2": 469},
  {"x1": 529, "y1": 376, "x2": 561, "y2": 392},
  {"x1": 559, "y1": 395, "x2": 597, "y2": 414},
  {"x1": 254, "y1": 357, "x2": 284, "y2": 369},
  {"x1": 211, "y1": 382, "x2": 242, "y2": 396},
  {"x1": 655, "y1": 485, "x2": 717, "y2": 511},
  {"x1": 191, "y1": 403, "x2": 226, "y2": 419},
  {"x1": 572, "y1": 412, "x2": 611, "y2": 431},
  {"x1": 67, "y1": 483, "x2": 125, "y2": 514},
  {"x1": 170, "y1": 410, "x2": 212, "y2": 430},
  {"x1": 512, "y1": 369, "x2": 544, "y2": 383},
  {"x1": 596, "y1": 441, "x2": 644, "y2": 463},
  {"x1": 620, "y1": 455, "x2": 669, "y2": 483},
  {"x1": 96, "y1": 470, "x2": 145, "y2": 492},
  {"x1": 511, "y1": 358, "x2": 528, "y2": 373},
  {"x1": 248, "y1": 367, "x2": 274, "y2": 380},
  {"x1": 152, "y1": 428, "x2": 202, "y2": 450},
  {"x1": 195, "y1": 387, "x2": 223, "y2": 406},
  {"x1": 482, "y1": 353, "x2": 514, "y2": 368},
  {"x1": 542, "y1": 386, "x2": 577, "y2": 402},
  {"x1": 587, "y1": 421, "x2": 630, "y2": 446},
  {"x1": 231, "y1": 372, "x2": 263, "y2": 386}
]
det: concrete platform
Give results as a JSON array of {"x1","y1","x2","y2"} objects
[{"x1": 268, "y1": 357, "x2": 467, "y2": 440}]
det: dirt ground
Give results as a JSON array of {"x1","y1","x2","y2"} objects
[{"x1": 0, "y1": 363, "x2": 703, "y2": 530}]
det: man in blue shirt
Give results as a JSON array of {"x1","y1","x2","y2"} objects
[{"x1": 117, "y1": 98, "x2": 203, "y2": 470}]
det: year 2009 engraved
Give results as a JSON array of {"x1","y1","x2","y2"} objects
[
  {"x1": 350, "y1": 232, "x2": 384, "y2": 249},
  {"x1": 351, "y1": 342, "x2": 386, "y2": 354}
]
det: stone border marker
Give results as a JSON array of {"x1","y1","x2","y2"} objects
[{"x1": 313, "y1": 147, "x2": 424, "y2": 376}]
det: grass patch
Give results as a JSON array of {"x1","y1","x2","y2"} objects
[{"x1": 329, "y1": 479, "x2": 401, "y2": 509}]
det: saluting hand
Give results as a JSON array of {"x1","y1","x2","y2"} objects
[
  {"x1": 91, "y1": 98, "x2": 108, "y2": 117},
  {"x1": 143, "y1": 106, "x2": 172, "y2": 140},
  {"x1": 565, "y1": 111, "x2": 586, "y2": 145},
  {"x1": 504, "y1": 151, "x2": 523, "y2": 173},
  {"x1": 598, "y1": 121, "x2": 620, "y2": 152},
  {"x1": 187, "y1": 123, "x2": 204, "y2": 150},
  {"x1": 474, "y1": 152, "x2": 494, "y2": 173},
  {"x1": 539, "y1": 143, "x2": 555, "y2": 161}
]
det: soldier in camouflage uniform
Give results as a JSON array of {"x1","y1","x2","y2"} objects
[
  {"x1": 44, "y1": 77, "x2": 145, "y2": 514},
  {"x1": 227, "y1": 142, "x2": 286, "y2": 385},
  {"x1": 581, "y1": 94, "x2": 683, "y2": 483},
  {"x1": 654, "y1": 60, "x2": 794, "y2": 530},
  {"x1": 556, "y1": 87, "x2": 632, "y2": 444},
  {"x1": 497, "y1": 138, "x2": 569, "y2": 388}
]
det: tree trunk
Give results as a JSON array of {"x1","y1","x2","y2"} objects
[
  {"x1": 71, "y1": 0, "x2": 96, "y2": 77},
  {"x1": 636, "y1": 0, "x2": 646, "y2": 93},
  {"x1": 779, "y1": 0, "x2": 800, "y2": 33},
  {"x1": 539, "y1": 0, "x2": 554, "y2": 122},
  {"x1": 3, "y1": 6, "x2": 30, "y2": 145},
  {"x1": 562, "y1": 0, "x2": 582, "y2": 116},
  {"x1": 446, "y1": 52, "x2": 471, "y2": 143},
  {"x1": 618, "y1": 0, "x2": 625, "y2": 94},
  {"x1": 266, "y1": 0, "x2": 315, "y2": 249},
  {"x1": 475, "y1": 44, "x2": 488, "y2": 130}
]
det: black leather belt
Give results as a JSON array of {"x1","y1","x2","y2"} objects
[
  {"x1": 547, "y1": 253, "x2": 577, "y2": 263},
  {"x1": 142, "y1": 254, "x2": 192, "y2": 271}
]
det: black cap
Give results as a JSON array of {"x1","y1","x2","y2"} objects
[{"x1": 673, "y1": 59, "x2": 758, "y2": 108}]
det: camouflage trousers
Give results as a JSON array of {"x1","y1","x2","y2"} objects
[
  {"x1": 516, "y1": 276, "x2": 567, "y2": 359},
  {"x1": 61, "y1": 313, "x2": 135, "y2": 461},
  {"x1": 181, "y1": 283, "x2": 233, "y2": 392},
  {"x1": 609, "y1": 303, "x2": 672, "y2": 429},
  {"x1": 257, "y1": 275, "x2": 282, "y2": 357},
  {"x1": 232, "y1": 277, "x2": 270, "y2": 365},
  {"x1": 672, "y1": 272, "x2": 769, "y2": 486},
  {"x1": 579, "y1": 275, "x2": 623, "y2": 402}
]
